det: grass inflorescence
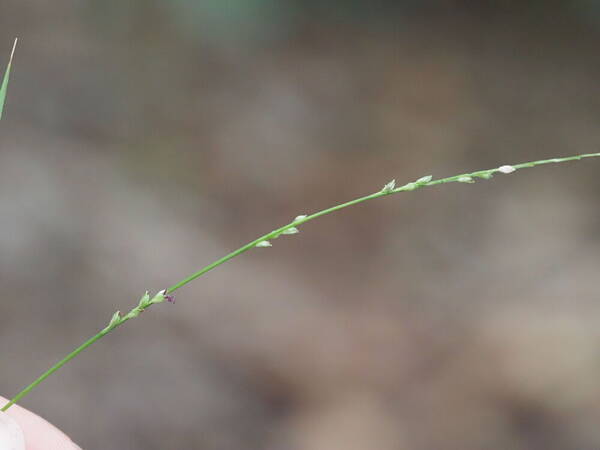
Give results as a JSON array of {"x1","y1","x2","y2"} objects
[
  {"x1": 1, "y1": 38, "x2": 599, "y2": 414},
  {"x1": 2, "y1": 151, "x2": 599, "y2": 412}
]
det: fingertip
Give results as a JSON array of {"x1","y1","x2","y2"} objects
[
  {"x1": 0, "y1": 397, "x2": 82, "y2": 450},
  {"x1": 0, "y1": 410, "x2": 25, "y2": 450}
]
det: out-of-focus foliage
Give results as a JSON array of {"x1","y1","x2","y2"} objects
[{"x1": 87, "y1": 0, "x2": 600, "y2": 43}]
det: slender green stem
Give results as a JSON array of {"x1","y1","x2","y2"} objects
[
  {"x1": 3, "y1": 152, "x2": 599, "y2": 412},
  {"x1": 166, "y1": 191, "x2": 382, "y2": 292},
  {"x1": 2, "y1": 333, "x2": 106, "y2": 412},
  {"x1": 1, "y1": 290, "x2": 161, "y2": 412}
]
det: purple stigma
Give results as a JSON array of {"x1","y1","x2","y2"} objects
[{"x1": 165, "y1": 293, "x2": 175, "y2": 304}]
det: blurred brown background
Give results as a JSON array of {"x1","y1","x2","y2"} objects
[{"x1": 1, "y1": 1, "x2": 600, "y2": 449}]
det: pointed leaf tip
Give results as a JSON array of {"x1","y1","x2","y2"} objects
[
  {"x1": 0, "y1": 38, "x2": 18, "y2": 120},
  {"x1": 10, "y1": 38, "x2": 17, "y2": 61}
]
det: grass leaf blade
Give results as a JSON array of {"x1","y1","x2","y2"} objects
[{"x1": 0, "y1": 38, "x2": 18, "y2": 120}]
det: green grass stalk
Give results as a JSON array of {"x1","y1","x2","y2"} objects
[{"x1": 2, "y1": 151, "x2": 599, "y2": 412}]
